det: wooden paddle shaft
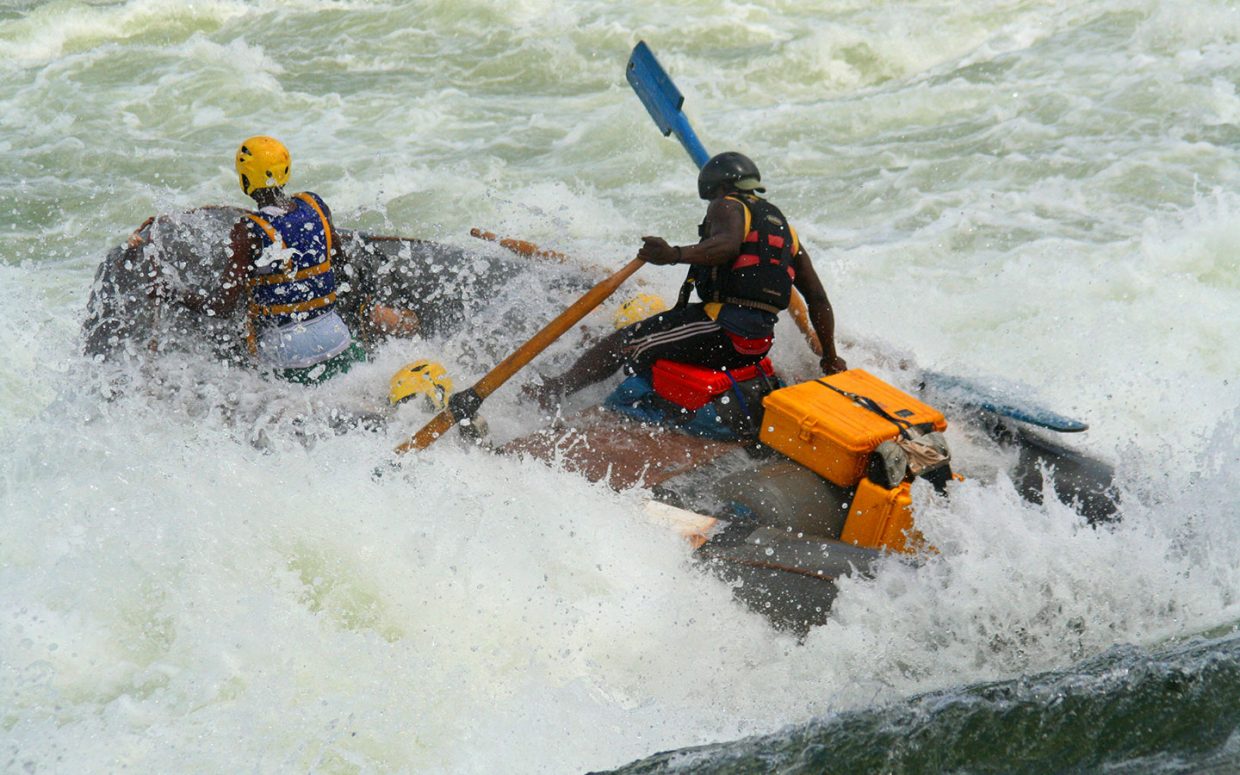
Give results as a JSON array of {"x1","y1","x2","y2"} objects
[
  {"x1": 395, "y1": 408, "x2": 458, "y2": 454},
  {"x1": 395, "y1": 257, "x2": 645, "y2": 454},
  {"x1": 787, "y1": 291, "x2": 823, "y2": 357},
  {"x1": 475, "y1": 226, "x2": 823, "y2": 358},
  {"x1": 469, "y1": 228, "x2": 567, "y2": 262}
]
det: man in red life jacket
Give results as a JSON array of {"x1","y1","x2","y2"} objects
[{"x1": 529, "y1": 152, "x2": 846, "y2": 409}]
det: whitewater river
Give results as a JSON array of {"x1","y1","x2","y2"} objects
[{"x1": 3, "y1": 1, "x2": 1240, "y2": 772}]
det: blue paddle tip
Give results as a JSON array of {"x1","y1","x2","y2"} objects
[
  {"x1": 627, "y1": 41, "x2": 682, "y2": 136},
  {"x1": 920, "y1": 370, "x2": 1090, "y2": 433},
  {"x1": 626, "y1": 41, "x2": 711, "y2": 168}
]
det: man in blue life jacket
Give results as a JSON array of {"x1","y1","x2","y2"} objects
[
  {"x1": 187, "y1": 136, "x2": 368, "y2": 384},
  {"x1": 528, "y1": 151, "x2": 846, "y2": 409}
]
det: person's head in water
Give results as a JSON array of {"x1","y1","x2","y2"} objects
[
  {"x1": 697, "y1": 151, "x2": 766, "y2": 200},
  {"x1": 235, "y1": 136, "x2": 291, "y2": 207}
]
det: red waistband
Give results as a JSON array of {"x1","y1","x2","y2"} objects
[{"x1": 726, "y1": 330, "x2": 773, "y2": 355}]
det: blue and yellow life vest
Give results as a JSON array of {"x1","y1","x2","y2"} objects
[
  {"x1": 689, "y1": 193, "x2": 800, "y2": 314},
  {"x1": 243, "y1": 192, "x2": 337, "y2": 329}
]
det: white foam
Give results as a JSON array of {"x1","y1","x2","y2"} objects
[
  {"x1": 5, "y1": 0, "x2": 1240, "y2": 770},
  {"x1": 0, "y1": 0, "x2": 249, "y2": 65}
]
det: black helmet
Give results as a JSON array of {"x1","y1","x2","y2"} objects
[{"x1": 697, "y1": 151, "x2": 764, "y2": 200}]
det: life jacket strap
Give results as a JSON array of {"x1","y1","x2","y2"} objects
[
  {"x1": 249, "y1": 292, "x2": 338, "y2": 318},
  {"x1": 722, "y1": 296, "x2": 783, "y2": 314},
  {"x1": 293, "y1": 192, "x2": 333, "y2": 259},
  {"x1": 675, "y1": 272, "x2": 696, "y2": 309},
  {"x1": 244, "y1": 213, "x2": 281, "y2": 246},
  {"x1": 248, "y1": 257, "x2": 333, "y2": 286}
]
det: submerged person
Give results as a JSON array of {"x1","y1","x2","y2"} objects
[
  {"x1": 187, "y1": 135, "x2": 367, "y2": 384},
  {"x1": 529, "y1": 151, "x2": 846, "y2": 408}
]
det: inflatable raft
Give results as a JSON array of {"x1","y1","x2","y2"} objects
[
  {"x1": 504, "y1": 353, "x2": 1117, "y2": 634},
  {"x1": 83, "y1": 209, "x2": 1117, "y2": 633}
]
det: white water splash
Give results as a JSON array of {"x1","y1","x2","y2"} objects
[{"x1": 3, "y1": 0, "x2": 1240, "y2": 771}]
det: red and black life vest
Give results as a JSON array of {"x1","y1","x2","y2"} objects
[{"x1": 688, "y1": 194, "x2": 798, "y2": 314}]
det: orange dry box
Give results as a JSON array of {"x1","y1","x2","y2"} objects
[
  {"x1": 841, "y1": 478, "x2": 923, "y2": 553},
  {"x1": 759, "y1": 369, "x2": 946, "y2": 487},
  {"x1": 759, "y1": 369, "x2": 947, "y2": 554}
]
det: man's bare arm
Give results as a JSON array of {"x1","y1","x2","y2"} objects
[
  {"x1": 793, "y1": 247, "x2": 846, "y2": 374},
  {"x1": 637, "y1": 197, "x2": 745, "y2": 266}
]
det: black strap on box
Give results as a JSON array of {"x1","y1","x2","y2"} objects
[{"x1": 815, "y1": 379, "x2": 913, "y2": 440}]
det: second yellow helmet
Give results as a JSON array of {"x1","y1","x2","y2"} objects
[
  {"x1": 235, "y1": 136, "x2": 291, "y2": 196},
  {"x1": 389, "y1": 359, "x2": 454, "y2": 410},
  {"x1": 613, "y1": 293, "x2": 669, "y2": 329}
]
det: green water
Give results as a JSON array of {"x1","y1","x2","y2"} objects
[{"x1": 615, "y1": 632, "x2": 1240, "y2": 774}]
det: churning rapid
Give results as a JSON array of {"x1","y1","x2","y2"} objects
[{"x1": 3, "y1": 1, "x2": 1240, "y2": 772}]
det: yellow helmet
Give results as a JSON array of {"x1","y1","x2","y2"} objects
[
  {"x1": 389, "y1": 360, "x2": 453, "y2": 409},
  {"x1": 613, "y1": 293, "x2": 669, "y2": 329},
  {"x1": 235, "y1": 136, "x2": 291, "y2": 196}
]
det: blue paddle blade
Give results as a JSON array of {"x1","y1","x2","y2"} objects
[
  {"x1": 626, "y1": 42, "x2": 680, "y2": 135},
  {"x1": 919, "y1": 369, "x2": 1089, "y2": 433},
  {"x1": 627, "y1": 41, "x2": 711, "y2": 168}
]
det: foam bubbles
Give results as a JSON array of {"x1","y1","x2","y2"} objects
[{"x1": 4, "y1": 0, "x2": 1240, "y2": 771}]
